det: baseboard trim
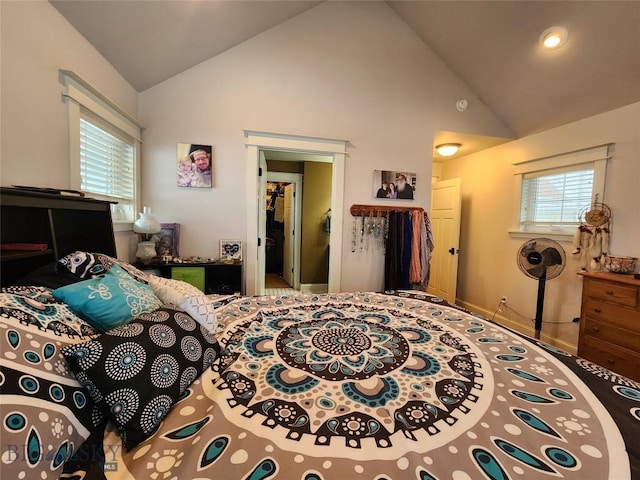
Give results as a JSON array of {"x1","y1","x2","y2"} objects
[
  {"x1": 300, "y1": 283, "x2": 329, "y2": 294},
  {"x1": 456, "y1": 299, "x2": 578, "y2": 355}
]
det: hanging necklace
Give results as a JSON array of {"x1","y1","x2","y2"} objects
[
  {"x1": 373, "y1": 210, "x2": 380, "y2": 240},
  {"x1": 376, "y1": 211, "x2": 384, "y2": 248},
  {"x1": 365, "y1": 210, "x2": 374, "y2": 251},
  {"x1": 384, "y1": 212, "x2": 390, "y2": 242},
  {"x1": 351, "y1": 215, "x2": 357, "y2": 252}
]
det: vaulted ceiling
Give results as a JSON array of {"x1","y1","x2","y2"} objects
[{"x1": 50, "y1": 0, "x2": 640, "y2": 138}]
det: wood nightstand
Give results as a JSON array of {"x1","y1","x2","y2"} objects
[
  {"x1": 578, "y1": 271, "x2": 640, "y2": 382},
  {"x1": 136, "y1": 261, "x2": 244, "y2": 295}
]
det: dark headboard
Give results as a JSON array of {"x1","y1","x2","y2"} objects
[{"x1": 0, "y1": 187, "x2": 116, "y2": 286}]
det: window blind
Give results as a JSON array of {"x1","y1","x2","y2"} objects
[
  {"x1": 79, "y1": 117, "x2": 134, "y2": 202},
  {"x1": 519, "y1": 165, "x2": 594, "y2": 228}
]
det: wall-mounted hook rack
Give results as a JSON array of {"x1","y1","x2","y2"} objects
[{"x1": 350, "y1": 204, "x2": 424, "y2": 217}]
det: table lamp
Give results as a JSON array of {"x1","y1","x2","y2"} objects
[{"x1": 133, "y1": 206, "x2": 161, "y2": 260}]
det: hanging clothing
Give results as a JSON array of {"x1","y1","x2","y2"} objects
[
  {"x1": 323, "y1": 210, "x2": 331, "y2": 234},
  {"x1": 420, "y1": 212, "x2": 435, "y2": 289},
  {"x1": 401, "y1": 211, "x2": 412, "y2": 289},
  {"x1": 381, "y1": 209, "x2": 435, "y2": 291},
  {"x1": 384, "y1": 211, "x2": 400, "y2": 291},
  {"x1": 409, "y1": 210, "x2": 422, "y2": 284},
  {"x1": 274, "y1": 196, "x2": 285, "y2": 223}
]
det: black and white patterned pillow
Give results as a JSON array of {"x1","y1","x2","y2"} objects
[
  {"x1": 57, "y1": 251, "x2": 150, "y2": 284},
  {"x1": 61, "y1": 306, "x2": 221, "y2": 450}
]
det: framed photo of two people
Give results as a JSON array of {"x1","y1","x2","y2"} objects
[{"x1": 373, "y1": 170, "x2": 416, "y2": 200}]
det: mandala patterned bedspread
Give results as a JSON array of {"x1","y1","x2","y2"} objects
[{"x1": 60, "y1": 291, "x2": 639, "y2": 480}]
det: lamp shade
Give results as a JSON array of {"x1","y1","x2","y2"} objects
[{"x1": 133, "y1": 207, "x2": 161, "y2": 234}]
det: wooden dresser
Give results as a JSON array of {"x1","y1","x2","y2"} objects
[{"x1": 578, "y1": 271, "x2": 640, "y2": 382}]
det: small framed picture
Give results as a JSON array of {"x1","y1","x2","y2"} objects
[
  {"x1": 177, "y1": 142, "x2": 213, "y2": 188},
  {"x1": 373, "y1": 170, "x2": 417, "y2": 200},
  {"x1": 156, "y1": 223, "x2": 180, "y2": 257},
  {"x1": 220, "y1": 240, "x2": 242, "y2": 261}
]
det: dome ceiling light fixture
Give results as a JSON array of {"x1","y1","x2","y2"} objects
[
  {"x1": 436, "y1": 143, "x2": 462, "y2": 157},
  {"x1": 540, "y1": 26, "x2": 568, "y2": 49}
]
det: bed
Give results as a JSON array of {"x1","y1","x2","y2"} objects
[
  {"x1": 1, "y1": 259, "x2": 639, "y2": 480},
  {"x1": 1, "y1": 190, "x2": 638, "y2": 480}
]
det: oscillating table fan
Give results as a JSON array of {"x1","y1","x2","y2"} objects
[{"x1": 517, "y1": 238, "x2": 566, "y2": 339}]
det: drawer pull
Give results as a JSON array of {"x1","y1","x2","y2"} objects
[
  {"x1": 594, "y1": 308, "x2": 602, "y2": 314},
  {"x1": 606, "y1": 290, "x2": 615, "y2": 296},
  {"x1": 593, "y1": 327, "x2": 600, "y2": 333},
  {"x1": 607, "y1": 359, "x2": 615, "y2": 365}
]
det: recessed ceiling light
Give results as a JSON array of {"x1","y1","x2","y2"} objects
[
  {"x1": 436, "y1": 143, "x2": 461, "y2": 157},
  {"x1": 540, "y1": 27, "x2": 568, "y2": 49}
]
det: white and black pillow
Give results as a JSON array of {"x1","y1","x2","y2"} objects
[
  {"x1": 61, "y1": 306, "x2": 221, "y2": 450},
  {"x1": 148, "y1": 275, "x2": 218, "y2": 332}
]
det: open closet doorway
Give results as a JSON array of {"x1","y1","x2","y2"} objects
[
  {"x1": 245, "y1": 131, "x2": 348, "y2": 297},
  {"x1": 261, "y1": 151, "x2": 332, "y2": 296},
  {"x1": 265, "y1": 172, "x2": 303, "y2": 293}
]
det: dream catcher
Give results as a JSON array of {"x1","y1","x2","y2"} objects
[{"x1": 572, "y1": 196, "x2": 612, "y2": 270}]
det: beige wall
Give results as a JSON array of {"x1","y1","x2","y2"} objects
[
  {"x1": 0, "y1": 1, "x2": 140, "y2": 261},
  {"x1": 138, "y1": 1, "x2": 511, "y2": 292},
  {"x1": 0, "y1": 1, "x2": 138, "y2": 187},
  {"x1": 441, "y1": 102, "x2": 640, "y2": 352},
  {"x1": 266, "y1": 160, "x2": 304, "y2": 174},
  {"x1": 301, "y1": 162, "x2": 332, "y2": 284}
]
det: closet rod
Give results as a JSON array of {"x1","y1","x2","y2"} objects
[{"x1": 350, "y1": 204, "x2": 424, "y2": 217}]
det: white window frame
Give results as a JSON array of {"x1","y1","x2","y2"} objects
[
  {"x1": 510, "y1": 144, "x2": 610, "y2": 241},
  {"x1": 61, "y1": 70, "x2": 143, "y2": 231}
]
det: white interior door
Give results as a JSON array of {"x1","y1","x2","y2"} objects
[
  {"x1": 283, "y1": 184, "x2": 295, "y2": 287},
  {"x1": 428, "y1": 178, "x2": 461, "y2": 303},
  {"x1": 256, "y1": 151, "x2": 267, "y2": 295}
]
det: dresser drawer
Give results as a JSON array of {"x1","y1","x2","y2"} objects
[
  {"x1": 581, "y1": 317, "x2": 640, "y2": 352},
  {"x1": 578, "y1": 336, "x2": 640, "y2": 382},
  {"x1": 587, "y1": 279, "x2": 638, "y2": 307},
  {"x1": 582, "y1": 300, "x2": 640, "y2": 333}
]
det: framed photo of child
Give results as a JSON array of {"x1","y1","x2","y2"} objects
[{"x1": 177, "y1": 142, "x2": 212, "y2": 188}]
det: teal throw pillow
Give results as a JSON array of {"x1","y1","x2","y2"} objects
[{"x1": 53, "y1": 264, "x2": 162, "y2": 332}]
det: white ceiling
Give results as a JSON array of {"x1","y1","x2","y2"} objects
[
  {"x1": 388, "y1": 1, "x2": 640, "y2": 137},
  {"x1": 50, "y1": 0, "x2": 640, "y2": 139},
  {"x1": 49, "y1": 0, "x2": 322, "y2": 91}
]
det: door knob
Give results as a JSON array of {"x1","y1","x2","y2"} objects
[{"x1": 448, "y1": 247, "x2": 459, "y2": 255}]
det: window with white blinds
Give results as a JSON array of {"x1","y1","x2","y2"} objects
[
  {"x1": 79, "y1": 117, "x2": 134, "y2": 203},
  {"x1": 511, "y1": 144, "x2": 609, "y2": 239},
  {"x1": 519, "y1": 165, "x2": 594, "y2": 231},
  {"x1": 62, "y1": 70, "x2": 142, "y2": 226}
]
